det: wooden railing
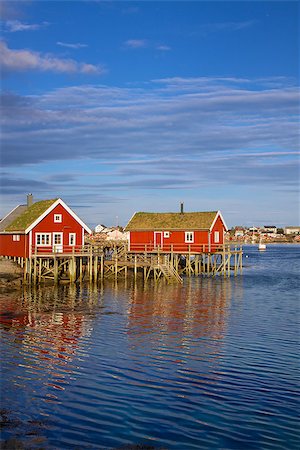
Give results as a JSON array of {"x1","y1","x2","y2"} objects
[
  {"x1": 31, "y1": 244, "x2": 104, "y2": 255},
  {"x1": 31, "y1": 242, "x2": 242, "y2": 256},
  {"x1": 128, "y1": 243, "x2": 241, "y2": 253}
]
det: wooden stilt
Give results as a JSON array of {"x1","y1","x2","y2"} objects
[
  {"x1": 89, "y1": 247, "x2": 93, "y2": 283},
  {"x1": 101, "y1": 254, "x2": 104, "y2": 280},
  {"x1": 28, "y1": 257, "x2": 32, "y2": 284},
  {"x1": 134, "y1": 255, "x2": 137, "y2": 281},
  {"x1": 79, "y1": 257, "x2": 83, "y2": 282},
  {"x1": 38, "y1": 257, "x2": 42, "y2": 283},
  {"x1": 18, "y1": 243, "x2": 242, "y2": 285},
  {"x1": 94, "y1": 256, "x2": 98, "y2": 283},
  {"x1": 54, "y1": 257, "x2": 58, "y2": 284}
]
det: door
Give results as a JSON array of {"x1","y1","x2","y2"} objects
[
  {"x1": 53, "y1": 232, "x2": 63, "y2": 253},
  {"x1": 154, "y1": 232, "x2": 163, "y2": 249}
]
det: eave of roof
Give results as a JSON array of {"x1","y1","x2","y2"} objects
[{"x1": 0, "y1": 205, "x2": 28, "y2": 232}]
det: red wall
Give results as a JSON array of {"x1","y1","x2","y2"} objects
[
  {"x1": 210, "y1": 216, "x2": 225, "y2": 246},
  {"x1": 31, "y1": 204, "x2": 84, "y2": 253},
  {"x1": 0, "y1": 234, "x2": 27, "y2": 258},
  {"x1": 129, "y1": 214, "x2": 226, "y2": 253},
  {"x1": 130, "y1": 229, "x2": 211, "y2": 252},
  {"x1": 0, "y1": 203, "x2": 88, "y2": 258}
]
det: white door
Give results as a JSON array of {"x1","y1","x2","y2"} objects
[{"x1": 53, "y1": 232, "x2": 63, "y2": 253}]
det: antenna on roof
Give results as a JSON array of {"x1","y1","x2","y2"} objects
[{"x1": 180, "y1": 202, "x2": 184, "y2": 214}]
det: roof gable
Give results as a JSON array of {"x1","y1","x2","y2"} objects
[
  {"x1": 25, "y1": 198, "x2": 92, "y2": 234},
  {"x1": 4, "y1": 198, "x2": 92, "y2": 234},
  {"x1": 125, "y1": 211, "x2": 222, "y2": 231},
  {"x1": 5, "y1": 199, "x2": 57, "y2": 232}
]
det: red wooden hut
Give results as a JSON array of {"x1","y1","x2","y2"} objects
[
  {"x1": 0, "y1": 195, "x2": 92, "y2": 258},
  {"x1": 125, "y1": 209, "x2": 228, "y2": 253}
]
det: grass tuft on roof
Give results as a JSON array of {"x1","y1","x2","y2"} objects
[
  {"x1": 125, "y1": 211, "x2": 218, "y2": 231},
  {"x1": 6, "y1": 199, "x2": 58, "y2": 232}
]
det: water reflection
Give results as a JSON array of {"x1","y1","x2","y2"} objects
[
  {"x1": 0, "y1": 284, "x2": 102, "y2": 405},
  {"x1": 128, "y1": 277, "x2": 238, "y2": 342},
  {"x1": 1, "y1": 276, "x2": 246, "y2": 449},
  {"x1": 1, "y1": 278, "x2": 243, "y2": 402},
  {"x1": 1, "y1": 249, "x2": 299, "y2": 449}
]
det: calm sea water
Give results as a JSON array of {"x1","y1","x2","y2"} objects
[{"x1": 1, "y1": 245, "x2": 299, "y2": 449}]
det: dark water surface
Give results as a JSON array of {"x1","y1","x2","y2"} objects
[{"x1": 1, "y1": 245, "x2": 299, "y2": 449}]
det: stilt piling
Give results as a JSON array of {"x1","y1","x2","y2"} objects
[{"x1": 5, "y1": 243, "x2": 243, "y2": 285}]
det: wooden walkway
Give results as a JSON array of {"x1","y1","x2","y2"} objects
[{"x1": 7, "y1": 243, "x2": 243, "y2": 285}]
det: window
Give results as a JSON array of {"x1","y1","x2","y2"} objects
[
  {"x1": 185, "y1": 231, "x2": 194, "y2": 243},
  {"x1": 164, "y1": 231, "x2": 170, "y2": 238},
  {"x1": 54, "y1": 214, "x2": 62, "y2": 223},
  {"x1": 214, "y1": 231, "x2": 220, "y2": 243},
  {"x1": 69, "y1": 233, "x2": 76, "y2": 246},
  {"x1": 36, "y1": 233, "x2": 51, "y2": 246},
  {"x1": 53, "y1": 233, "x2": 62, "y2": 245},
  {"x1": 13, "y1": 235, "x2": 20, "y2": 241}
]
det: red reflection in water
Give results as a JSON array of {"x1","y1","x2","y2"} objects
[
  {"x1": 0, "y1": 289, "x2": 87, "y2": 392},
  {"x1": 127, "y1": 279, "x2": 235, "y2": 344}
]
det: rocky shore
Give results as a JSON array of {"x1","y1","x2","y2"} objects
[{"x1": 0, "y1": 259, "x2": 23, "y2": 291}]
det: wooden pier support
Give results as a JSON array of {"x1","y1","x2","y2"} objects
[{"x1": 18, "y1": 244, "x2": 242, "y2": 285}]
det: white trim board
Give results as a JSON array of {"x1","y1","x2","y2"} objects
[
  {"x1": 25, "y1": 198, "x2": 92, "y2": 235},
  {"x1": 210, "y1": 210, "x2": 228, "y2": 232}
]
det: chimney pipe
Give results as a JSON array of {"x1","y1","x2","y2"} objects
[
  {"x1": 27, "y1": 193, "x2": 33, "y2": 208},
  {"x1": 180, "y1": 202, "x2": 184, "y2": 214}
]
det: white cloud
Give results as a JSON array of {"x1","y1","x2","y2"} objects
[
  {"x1": 1, "y1": 76, "x2": 298, "y2": 226},
  {"x1": 2, "y1": 77, "x2": 298, "y2": 169},
  {"x1": 57, "y1": 41, "x2": 88, "y2": 49},
  {"x1": 195, "y1": 20, "x2": 257, "y2": 36},
  {"x1": 123, "y1": 39, "x2": 148, "y2": 49},
  {"x1": 5, "y1": 20, "x2": 49, "y2": 32},
  {"x1": 0, "y1": 41, "x2": 104, "y2": 74},
  {"x1": 156, "y1": 45, "x2": 171, "y2": 51},
  {"x1": 123, "y1": 39, "x2": 171, "y2": 52}
]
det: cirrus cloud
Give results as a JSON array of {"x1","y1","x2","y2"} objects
[
  {"x1": 123, "y1": 39, "x2": 148, "y2": 49},
  {"x1": 5, "y1": 20, "x2": 49, "y2": 32},
  {"x1": 0, "y1": 41, "x2": 105, "y2": 75},
  {"x1": 57, "y1": 41, "x2": 88, "y2": 49},
  {"x1": 1, "y1": 76, "x2": 298, "y2": 170}
]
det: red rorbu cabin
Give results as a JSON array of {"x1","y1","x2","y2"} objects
[
  {"x1": 0, "y1": 195, "x2": 92, "y2": 258},
  {"x1": 125, "y1": 209, "x2": 228, "y2": 253}
]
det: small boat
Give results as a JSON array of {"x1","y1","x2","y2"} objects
[{"x1": 258, "y1": 238, "x2": 266, "y2": 251}]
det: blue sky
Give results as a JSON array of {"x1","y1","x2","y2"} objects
[{"x1": 1, "y1": 0, "x2": 299, "y2": 228}]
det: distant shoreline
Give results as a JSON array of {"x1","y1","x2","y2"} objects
[{"x1": 227, "y1": 240, "x2": 300, "y2": 246}]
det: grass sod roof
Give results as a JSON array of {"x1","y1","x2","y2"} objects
[
  {"x1": 125, "y1": 211, "x2": 219, "y2": 231},
  {"x1": 5, "y1": 199, "x2": 58, "y2": 232}
]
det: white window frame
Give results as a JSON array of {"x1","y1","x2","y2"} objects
[
  {"x1": 69, "y1": 233, "x2": 76, "y2": 246},
  {"x1": 53, "y1": 232, "x2": 63, "y2": 245},
  {"x1": 12, "y1": 234, "x2": 20, "y2": 241},
  {"x1": 185, "y1": 231, "x2": 194, "y2": 243},
  {"x1": 36, "y1": 233, "x2": 51, "y2": 246},
  {"x1": 164, "y1": 231, "x2": 170, "y2": 238},
  {"x1": 54, "y1": 214, "x2": 62, "y2": 223},
  {"x1": 214, "y1": 231, "x2": 220, "y2": 243}
]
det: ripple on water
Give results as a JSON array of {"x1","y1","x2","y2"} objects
[{"x1": 1, "y1": 246, "x2": 300, "y2": 449}]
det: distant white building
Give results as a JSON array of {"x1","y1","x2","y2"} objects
[
  {"x1": 284, "y1": 226, "x2": 300, "y2": 235},
  {"x1": 94, "y1": 224, "x2": 129, "y2": 242},
  {"x1": 106, "y1": 229, "x2": 129, "y2": 241},
  {"x1": 248, "y1": 227, "x2": 259, "y2": 232},
  {"x1": 234, "y1": 227, "x2": 245, "y2": 237},
  {"x1": 263, "y1": 226, "x2": 277, "y2": 234},
  {"x1": 95, "y1": 224, "x2": 108, "y2": 233}
]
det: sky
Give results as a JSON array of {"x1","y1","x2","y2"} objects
[{"x1": 0, "y1": 0, "x2": 299, "y2": 229}]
